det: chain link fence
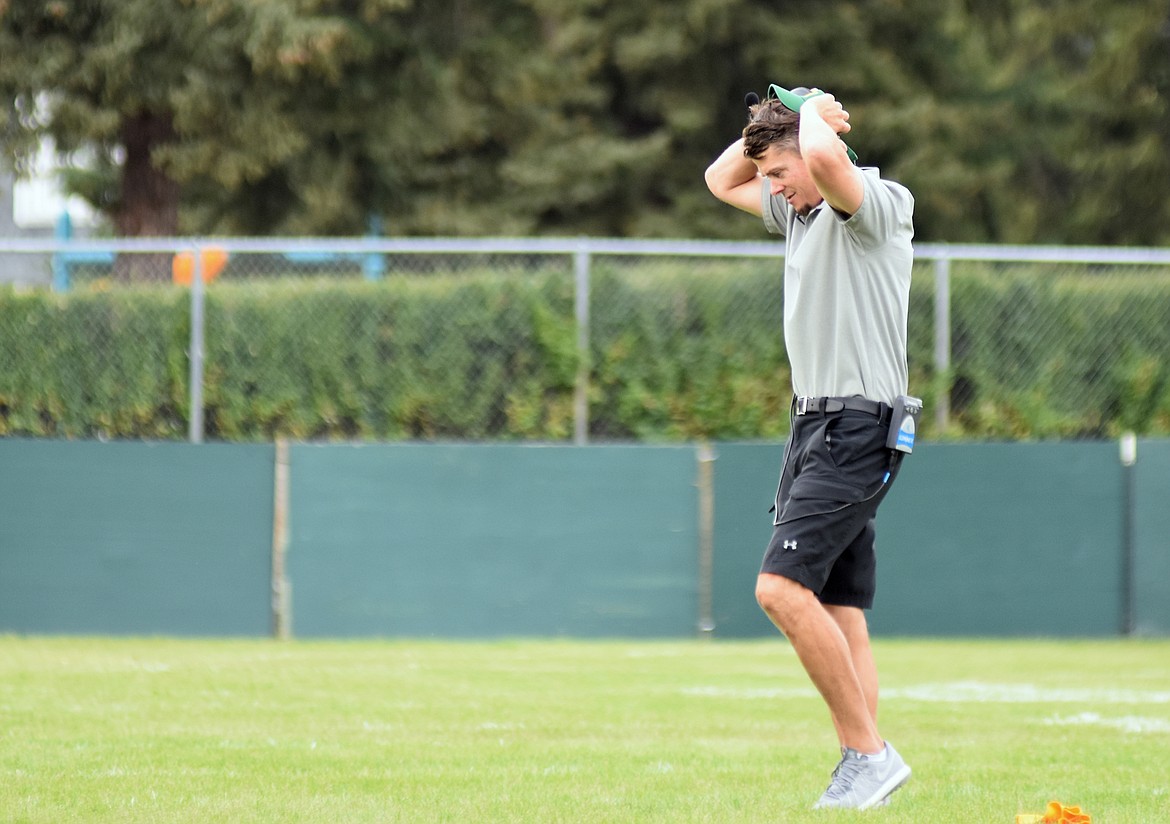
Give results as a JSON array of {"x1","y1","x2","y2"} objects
[{"x1": 2, "y1": 238, "x2": 1169, "y2": 443}]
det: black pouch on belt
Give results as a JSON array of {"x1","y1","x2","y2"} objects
[{"x1": 886, "y1": 395, "x2": 923, "y2": 453}]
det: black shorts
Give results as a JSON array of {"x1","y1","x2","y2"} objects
[{"x1": 760, "y1": 400, "x2": 903, "y2": 609}]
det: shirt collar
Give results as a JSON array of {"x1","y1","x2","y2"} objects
[{"x1": 796, "y1": 200, "x2": 827, "y2": 225}]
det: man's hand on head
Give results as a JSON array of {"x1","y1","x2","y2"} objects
[{"x1": 802, "y1": 93, "x2": 851, "y2": 137}]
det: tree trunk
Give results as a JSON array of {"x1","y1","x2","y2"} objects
[{"x1": 113, "y1": 110, "x2": 180, "y2": 282}]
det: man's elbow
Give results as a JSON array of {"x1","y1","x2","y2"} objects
[
  {"x1": 703, "y1": 164, "x2": 723, "y2": 197},
  {"x1": 704, "y1": 164, "x2": 738, "y2": 201}
]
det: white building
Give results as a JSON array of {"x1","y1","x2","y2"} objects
[{"x1": 1, "y1": 140, "x2": 103, "y2": 286}]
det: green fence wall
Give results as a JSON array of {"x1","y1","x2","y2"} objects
[
  {"x1": 1, "y1": 439, "x2": 1166, "y2": 637},
  {"x1": 286, "y1": 444, "x2": 699, "y2": 638},
  {"x1": 1134, "y1": 440, "x2": 1170, "y2": 635},
  {"x1": 871, "y1": 442, "x2": 1124, "y2": 636},
  {"x1": 0, "y1": 440, "x2": 273, "y2": 635}
]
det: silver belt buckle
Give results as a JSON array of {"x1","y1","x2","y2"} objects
[{"x1": 796, "y1": 396, "x2": 809, "y2": 415}]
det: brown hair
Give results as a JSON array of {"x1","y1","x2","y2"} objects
[{"x1": 741, "y1": 99, "x2": 799, "y2": 160}]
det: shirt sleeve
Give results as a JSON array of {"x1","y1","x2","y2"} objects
[
  {"x1": 842, "y1": 169, "x2": 914, "y2": 250},
  {"x1": 761, "y1": 179, "x2": 788, "y2": 237}
]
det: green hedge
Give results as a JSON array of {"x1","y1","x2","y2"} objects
[
  {"x1": 0, "y1": 288, "x2": 189, "y2": 438},
  {"x1": 198, "y1": 274, "x2": 579, "y2": 440},
  {"x1": 2, "y1": 262, "x2": 1169, "y2": 441},
  {"x1": 920, "y1": 263, "x2": 1170, "y2": 439},
  {"x1": 588, "y1": 259, "x2": 791, "y2": 440}
]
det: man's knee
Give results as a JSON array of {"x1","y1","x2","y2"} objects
[{"x1": 756, "y1": 573, "x2": 816, "y2": 626}]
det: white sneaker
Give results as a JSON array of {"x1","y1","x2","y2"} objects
[{"x1": 812, "y1": 742, "x2": 911, "y2": 810}]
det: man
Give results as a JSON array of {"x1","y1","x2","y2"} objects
[{"x1": 704, "y1": 86, "x2": 915, "y2": 810}]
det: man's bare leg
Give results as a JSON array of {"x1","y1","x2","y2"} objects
[
  {"x1": 825, "y1": 604, "x2": 879, "y2": 727},
  {"x1": 756, "y1": 572, "x2": 883, "y2": 754}
]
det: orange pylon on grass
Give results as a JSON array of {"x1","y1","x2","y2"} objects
[{"x1": 1016, "y1": 800, "x2": 1091, "y2": 824}]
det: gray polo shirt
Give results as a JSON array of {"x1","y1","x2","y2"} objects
[{"x1": 762, "y1": 167, "x2": 914, "y2": 406}]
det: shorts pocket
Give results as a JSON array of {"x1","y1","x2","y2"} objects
[
  {"x1": 823, "y1": 413, "x2": 885, "y2": 472},
  {"x1": 789, "y1": 475, "x2": 867, "y2": 504},
  {"x1": 776, "y1": 491, "x2": 854, "y2": 525}
]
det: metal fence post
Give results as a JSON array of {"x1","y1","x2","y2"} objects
[
  {"x1": 187, "y1": 244, "x2": 206, "y2": 444},
  {"x1": 573, "y1": 241, "x2": 591, "y2": 445},
  {"x1": 696, "y1": 442, "x2": 717, "y2": 637},
  {"x1": 933, "y1": 253, "x2": 952, "y2": 433},
  {"x1": 272, "y1": 437, "x2": 292, "y2": 639},
  {"x1": 1119, "y1": 432, "x2": 1137, "y2": 636}
]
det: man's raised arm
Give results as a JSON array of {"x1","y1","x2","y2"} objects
[
  {"x1": 704, "y1": 138, "x2": 764, "y2": 217},
  {"x1": 799, "y1": 94, "x2": 864, "y2": 217}
]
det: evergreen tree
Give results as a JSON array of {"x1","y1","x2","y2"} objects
[
  {"x1": 0, "y1": 1, "x2": 215, "y2": 240},
  {"x1": 1010, "y1": 0, "x2": 1170, "y2": 244},
  {"x1": 875, "y1": 0, "x2": 1170, "y2": 243},
  {"x1": 3, "y1": 0, "x2": 1168, "y2": 244},
  {"x1": 0, "y1": 0, "x2": 578, "y2": 239}
]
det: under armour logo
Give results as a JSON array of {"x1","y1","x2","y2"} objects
[{"x1": 783, "y1": 539, "x2": 798, "y2": 551}]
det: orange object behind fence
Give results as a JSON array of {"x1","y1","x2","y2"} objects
[{"x1": 172, "y1": 248, "x2": 229, "y2": 285}]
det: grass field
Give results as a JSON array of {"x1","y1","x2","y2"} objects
[{"x1": 1, "y1": 636, "x2": 1168, "y2": 823}]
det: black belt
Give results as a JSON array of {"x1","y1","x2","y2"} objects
[{"x1": 794, "y1": 395, "x2": 887, "y2": 419}]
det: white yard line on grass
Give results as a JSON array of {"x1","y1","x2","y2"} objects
[
  {"x1": 682, "y1": 683, "x2": 1170, "y2": 735},
  {"x1": 1044, "y1": 713, "x2": 1170, "y2": 734},
  {"x1": 682, "y1": 682, "x2": 1170, "y2": 705},
  {"x1": 883, "y1": 682, "x2": 1170, "y2": 705}
]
